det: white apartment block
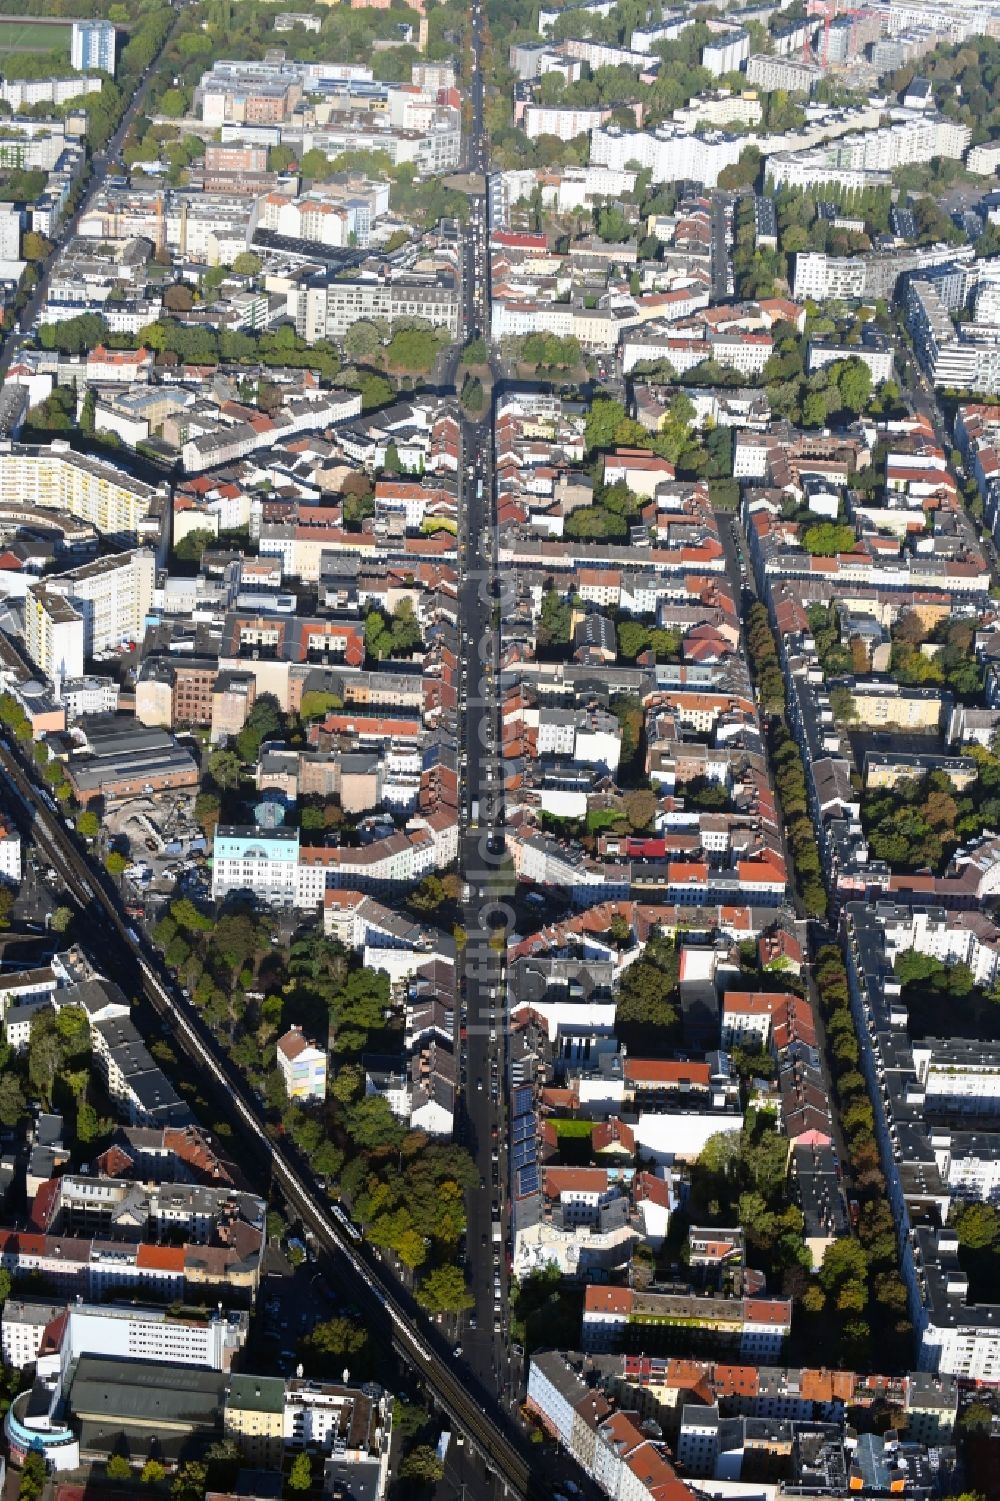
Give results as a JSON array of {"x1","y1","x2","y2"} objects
[
  {"x1": 879, "y1": 906, "x2": 1000, "y2": 989},
  {"x1": 591, "y1": 124, "x2": 746, "y2": 189},
  {"x1": 212, "y1": 826, "x2": 301, "y2": 906},
  {"x1": 0, "y1": 821, "x2": 20, "y2": 886},
  {"x1": 909, "y1": 276, "x2": 1000, "y2": 394},
  {"x1": 807, "y1": 339, "x2": 895, "y2": 385},
  {"x1": 498, "y1": 164, "x2": 639, "y2": 214},
  {"x1": 0, "y1": 442, "x2": 166, "y2": 545},
  {"x1": 25, "y1": 549, "x2": 155, "y2": 683},
  {"x1": 746, "y1": 54, "x2": 820, "y2": 93},
  {"x1": 523, "y1": 105, "x2": 609, "y2": 141},
  {"x1": 768, "y1": 114, "x2": 971, "y2": 195},
  {"x1": 969, "y1": 142, "x2": 1000, "y2": 177},
  {"x1": 768, "y1": 152, "x2": 884, "y2": 195},
  {"x1": 702, "y1": 30, "x2": 749, "y2": 75},
  {"x1": 793, "y1": 243, "x2": 971, "y2": 302},
  {"x1": 631, "y1": 16, "x2": 692, "y2": 53},
  {"x1": 55, "y1": 1303, "x2": 246, "y2": 1373},
  {"x1": 256, "y1": 183, "x2": 390, "y2": 249},
  {"x1": 491, "y1": 300, "x2": 621, "y2": 352},
  {"x1": 2, "y1": 1299, "x2": 65, "y2": 1370},
  {"x1": 911, "y1": 1041, "x2": 1000, "y2": 1118},
  {"x1": 0, "y1": 203, "x2": 22, "y2": 261},
  {"x1": 276, "y1": 1026, "x2": 327, "y2": 1102},
  {"x1": 0, "y1": 75, "x2": 102, "y2": 111},
  {"x1": 283, "y1": 1379, "x2": 391, "y2": 1497},
  {"x1": 933, "y1": 1132, "x2": 1000, "y2": 1207},
  {"x1": 671, "y1": 92, "x2": 762, "y2": 132},
  {"x1": 289, "y1": 278, "x2": 461, "y2": 343}
]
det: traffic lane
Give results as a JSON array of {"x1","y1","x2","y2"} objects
[{"x1": 714, "y1": 508, "x2": 754, "y2": 607}]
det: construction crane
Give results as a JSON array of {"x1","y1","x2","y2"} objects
[{"x1": 804, "y1": 0, "x2": 866, "y2": 68}]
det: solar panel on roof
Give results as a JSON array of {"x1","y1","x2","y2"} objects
[
  {"x1": 512, "y1": 1086, "x2": 533, "y2": 1117},
  {"x1": 512, "y1": 1138, "x2": 537, "y2": 1170},
  {"x1": 517, "y1": 1165, "x2": 540, "y2": 1197}
]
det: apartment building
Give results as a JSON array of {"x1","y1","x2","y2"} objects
[
  {"x1": 0, "y1": 442, "x2": 167, "y2": 547},
  {"x1": 225, "y1": 1374, "x2": 286, "y2": 1466},
  {"x1": 702, "y1": 29, "x2": 749, "y2": 75},
  {"x1": 522, "y1": 105, "x2": 610, "y2": 141},
  {"x1": 199, "y1": 59, "x2": 305, "y2": 124},
  {"x1": 0, "y1": 76, "x2": 101, "y2": 111},
  {"x1": 48, "y1": 1302, "x2": 247, "y2": 1374},
  {"x1": 969, "y1": 142, "x2": 1000, "y2": 176},
  {"x1": 0, "y1": 820, "x2": 21, "y2": 887},
  {"x1": 746, "y1": 54, "x2": 819, "y2": 93},
  {"x1": 807, "y1": 332, "x2": 895, "y2": 385},
  {"x1": 71, "y1": 19, "x2": 115, "y2": 75},
  {"x1": 769, "y1": 114, "x2": 970, "y2": 195},
  {"x1": 591, "y1": 123, "x2": 747, "y2": 190},
  {"x1": 212, "y1": 825, "x2": 301, "y2": 906},
  {"x1": 256, "y1": 180, "x2": 390, "y2": 248},
  {"x1": 289, "y1": 276, "x2": 461, "y2": 342},
  {"x1": 24, "y1": 549, "x2": 156, "y2": 682},
  {"x1": 276, "y1": 1025, "x2": 327, "y2": 1102},
  {"x1": 581, "y1": 1285, "x2": 792, "y2": 1360},
  {"x1": 909, "y1": 275, "x2": 1000, "y2": 394},
  {"x1": 792, "y1": 244, "x2": 974, "y2": 302},
  {"x1": 841, "y1": 903, "x2": 1000, "y2": 1381},
  {"x1": 283, "y1": 1378, "x2": 392, "y2": 1498},
  {"x1": 78, "y1": 186, "x2": 256, "y2": 264}
]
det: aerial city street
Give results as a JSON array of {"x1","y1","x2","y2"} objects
[{"x1": 1, "y1": 0, "x2": 1000, "y2": 1499}]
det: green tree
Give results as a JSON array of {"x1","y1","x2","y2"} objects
[
  {"x1": 0, "y1": 1072, "x2": 25, "y2": 1127},
  {"x1": 836, "y1": 357, "x2": 872, "y2": 413},
  {"x1": 802, "y1": 522, "x2": 856, "y2": 556},
  {"x1": 106, "y1": 1455, "x2": 132, "y2": 1481},
  {"x1": 538, "y1": 589, "x2": 572, "y2": 648},
  {"x1": 232, "y1": 251, "x2": 261, "y2": 276},
  {"x1": 208, "y1": 748, "x2": 242, "y2": 787},
  {"x1": 171, "y1": 1463, "x2": 209, "y2": 1501},
  {"x1": 80, "y1": 386, "x2": 96, "y2": 436},
  {"x1": 399, "y1": 1446, "x2": 445, "y2": 1486},
  {"x1": 76, "y1": 810, "x2": 100, "y2": 839},
  {"x1": 416, "y1": 1264, "x2": 473, "y2": 1313},
  {"x1": 344, "y1": 321, "x2": 381, "y2": 361},
  {"x1": 158, "y1": 88, "x2": 188, "y2": 118},
  {"x1": 268, "y1": 144, "x2": 296, "y2": 172},
  {"x1": 584, "y1": 396, "x2": 649, "y2": 454},
  {"x1": 19, "y1": 1454, "x2": 46, "y2": 1501},
  {"x1": 344, "y1": 1094, "x2": 405, "y2": 1150},
  {"x1": 22, "y1": 231, "x2": 51, "y2": 262},
  {"x1": 299, "y1": 691, "x2": 343, "y2": 722},
  {"x1": 954, "y1": 1201, "x2": 1000, "y2": 1250},
  {"x1": 302, "y1": 1316, "x2": 369, "y2": 1369},
  {"x1": 287, "y1": 1453, "x2": 312, "y2": 1493},
  {"x1": 105, "y1": 850, "x2": 129, "y2": 877},
  {"x1": 299, "y1": 147, "x2": 333, "y2": 181}
]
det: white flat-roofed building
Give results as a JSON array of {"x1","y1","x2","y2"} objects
[
  {"x1": 212, "y1": 825, "x2": 300, "y2": 906},
  {"x1": 53, "y1": 1302, "x2": 247, "y2": 1374},
  {"x1": 0, "y1": 819, "x2": 20, "y2": 886}
]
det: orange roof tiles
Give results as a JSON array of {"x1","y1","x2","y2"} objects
[{"x1": 136, "y1": 1244, "x2": 185, "y2": 1272}]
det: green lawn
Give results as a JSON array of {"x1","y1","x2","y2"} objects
[{"x1": 0, "y1": 18, "x2": 70, "y2": 53}]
